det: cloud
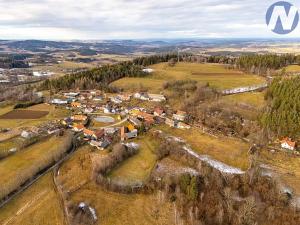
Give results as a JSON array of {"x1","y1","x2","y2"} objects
[{"x1": 0, "y1": 0, "x2": 299, "y2": 39}]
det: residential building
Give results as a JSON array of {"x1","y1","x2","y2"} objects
[
  {"x1": 177, "y1": 122, "x2": 191, "y2": 129},
  {"x1": 173, "y1": 110, "x2": 187, "y2": 122},
  {"x1": 165, "y1": 118, "x2": 176, "y2": 127},
  {"x1": 51, "y1": 99, "x2": 68, "y2": 105},
  {"x1": 72, "y1": 115, "x2": 88, "y2": 122},
  {"x1": 71, "y1": 102, "x2": 82, "y2": 108},
  {"x1": 149, "y1": 94, "x2": 166, "y2": 102},
  {"x1": 281, "y1": 138, "x2": 296, "y2": 151},
  {"x1": 93, "y1": 129, "x2": 105, "y2": 140},
  {"x1": 83, "y1": 129, "x2": 95, "y2": 137},
  {"x1": 73, "y1": 124, "x2": 85, "y2": 132},
  {"x1": 154, "y1": 107, "x2": 165, "y2": 117}
]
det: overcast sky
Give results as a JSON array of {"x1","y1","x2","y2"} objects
[{"x1": 0, "y1": 0, "x2": 299, "y2": 40}]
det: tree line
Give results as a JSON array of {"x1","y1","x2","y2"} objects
[
  {"x1": 237, "y1": 54, "x2": 299, "y2": 75},
  {"x1": 41, "y1": 53, "x2": 181, "y2": 91}
]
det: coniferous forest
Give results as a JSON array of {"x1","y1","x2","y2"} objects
[
  {"x1": 41, "y1": 53, "x2": 180, "y2": 91},
  {"x1": 262, "y1": 77, "x2": 300, "y2": 138}
]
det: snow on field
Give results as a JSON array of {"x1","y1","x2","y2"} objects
[{"x1": 182, "y1": 146, "x2": 245, "y2": 175}]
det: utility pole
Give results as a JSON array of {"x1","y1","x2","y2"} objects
[{"x1": 177, "y1": 47, "x2": 180, "y2": 63}]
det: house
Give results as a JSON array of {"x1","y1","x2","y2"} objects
[
  {"x1": 93, "y1": 129, "x2": 105, "y2": 140},
  {"x1": 73, "y1": 124, "x2": 85, "y2": 132},
  {"x1": 48, "y1": 128, "x2": 61, "y2": 135},
  {"x1": 51, "y1": 99, "x2": 68, "y2": 105},
  {"x1": 142, "y1": 68, "x2": 154, "y2": 73},
  {"x1": 173, "y1": 110, "x2": 187, "y2": 122},
  {"x1": 149, "y1": 94, "x2": 166, "y2": 102},
  {"x1": 118, "y1": 94, "x2": 132, "y2": 101},
  {"x1": 129, "y1": 117, "x2": 142, "y2": 127},
  {"x1": 104, "y1": 127, "x2": 118, "y2": 135},
  {"x1": 72, "y1": 115, "x2": 87, "y2": 122},
  {"x1": 134, "y1": 92, "x2": 149, "y2": 101},
  {"x1": 83, "y1": 129, "x2": 95, "y2": 137},
  {"x1": 21, "y1": 131, "x2": 34, "y2": 139},
  {"x1": 165, "y1": 118, "x2": 176, "y2": 127},
  {"x1": 71, "y1": 102, "x2": 82, "y2": 108},
  {"x1": 177, "y1": 122, "x2": 191, "y2": 130},
  {"x1": 281, "y1": 138, "x2": 296, "y2": 151},
  {"x1": 62, "y1": 117, "x2": 73, "y2": 126},
  {"x1": 84, "y1": 107, "x2": 94, "y2": 114},
  {"x1": 154, "y1": 107, "x2": 165, "y2": 117},
  {"x1": 110, "y1": 96, "x2": 122, "y2": 104},
  {"x1": 128, "y1": 124, "x2": 136, "y2": 132},
  {"x1": 64, "y1": 92, "x2": 79, "y2": 98},
  {"x1": 89, "y1": 140, "x2": 110, "y2": 150},
  {"x1": 137, "y1": 111, "x2": 154, "y2": 121},
  {"x1": 93, "y1": 96, "x2": 103, "y2": 101},
  {"x1": 121, "y1": 126, "x2": 138, "y2": 141},
  {"x1": 126, "y1": 129, "x2": 138, "y2": 139}
]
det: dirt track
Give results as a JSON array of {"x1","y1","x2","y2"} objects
[{"x1": 0, "y1": 110, "x2": 49, "y2": 119}]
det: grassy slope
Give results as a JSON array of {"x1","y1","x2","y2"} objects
[
  {"x1": 222, "y1": 92, "x2": 266, "y2": 108},
  {"x1": 111, "y1": 62, "x2": 265, "y2": 92},
  {"x1": 157, "y1": 125, "x2": 250, "y2": 170},
  {"x1": 0, "y1": 173, "x2": 66, "y2": 225},
  {"x1": 0, "y1": 135, "x2": 68, "y2": 197},
  {"x1": 58, "y1": 145, "x2": 174, "y2": 225},
  {"x1": 0, "y1": 104, "x2": 70, "y2": 129},
  {"x1": 284, "y1": 65, "x2": 300, "y2": 73},
  {"x1": 108, "y1": 135, "x2": 158, "y2": 182}
]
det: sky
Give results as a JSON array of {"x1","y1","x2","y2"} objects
[{"x1": 0, "y1": 0, "x2": 300, "y2": 40}]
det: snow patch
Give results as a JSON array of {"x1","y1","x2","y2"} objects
[{"x1": 182, "y1": 146, "x2": 244, "y2": 175}]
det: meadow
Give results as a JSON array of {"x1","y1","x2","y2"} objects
[
  {"x1": 58, "y1": 145, "x2": 175, "y2": 225},
  {"x1": 108, "y1": 134, "x2": 159, "y2": 183},
  {"x1": 157, "y1": 125, "x2": 251, "y2": 171},
  {"x1": 0, "y1": 172, "x2": 66, "y2": 225},
  {"x1": 111, "y1": 62, "x2": 266, "y2": 92},
  {"x1": 0, "y1": 134, "x2": 72, "y2": 200}
]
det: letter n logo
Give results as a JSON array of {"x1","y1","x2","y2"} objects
[{"x1": 266, "y1": 1, "x2": 299, "y2": 34}]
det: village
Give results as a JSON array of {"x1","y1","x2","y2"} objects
[
  {"x1": 46, "y1": 88, "x2": 300, "y2": 154},
  {"x1": 48, "y1": 89, "x2": 191, "y2": 151}
]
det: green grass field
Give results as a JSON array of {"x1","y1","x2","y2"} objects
[
  {"x1": 0, "y1": 172, "x2": 66, "y2": 225},
  {"x1": 111, "y1": 63, "x2": 266, "y2": 92},
  {"x1": 108, "y1": 135, "x2": 159, "y2": 183}
]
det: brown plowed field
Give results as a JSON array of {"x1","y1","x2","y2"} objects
[{"x1": 0, "y1": 110, "x2": 49, "y2": 119}]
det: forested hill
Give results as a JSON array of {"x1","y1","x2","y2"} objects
[
  {"x1": 262, "y1": 77, "x2": 300, "y2": 138},
  {"x1": 41, "y1": 53, "x2": 180, "y2": 91},
  {"x1": 237, "y1": 54, "x2": 299, "y2": 75}
]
